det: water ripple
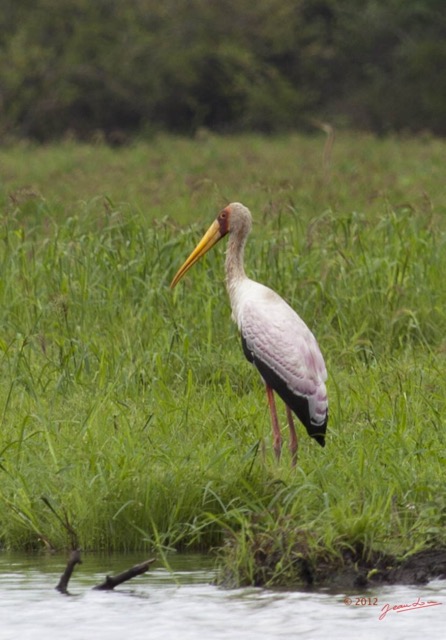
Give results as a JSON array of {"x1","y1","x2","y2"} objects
[{"x1": 0, "y1": 553, "x2": 444, "y2": 640}]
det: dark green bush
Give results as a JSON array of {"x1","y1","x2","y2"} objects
[{"x1": 1, "y1": 0, "x2": 445, "y2": 140}]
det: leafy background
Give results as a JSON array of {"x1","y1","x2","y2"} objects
[{"x1": 1, "y1": 0, "x2": 446, "y2": 141}]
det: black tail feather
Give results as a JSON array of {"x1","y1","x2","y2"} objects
[{"x1": 241, "y1": 335, "x2": 328, "y2": 445}]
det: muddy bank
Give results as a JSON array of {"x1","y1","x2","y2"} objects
[
  {"x1": 312, "y1": 547, "x2": 446, "y2": 591},
  {"x1": 218, "y1": 542, "x2": 446, "y2": 590}
]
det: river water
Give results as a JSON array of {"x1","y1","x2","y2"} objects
[{"x1": 0, "y1": 552, "x2": 444, "y2": 639}]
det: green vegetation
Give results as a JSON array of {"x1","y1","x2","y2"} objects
[
  {"x1": 0, "y1": 133, "x2": 445, "y2": 586},
  {"x1": 1, "y1": 0, "x2": 446, "y2": 140}
]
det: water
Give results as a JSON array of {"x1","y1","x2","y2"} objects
[{"x1": 0, "y1": 552, "x2": 444, "y2": 640}]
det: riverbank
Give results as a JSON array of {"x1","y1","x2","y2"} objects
[{"x1": 0, "y1": 133, "x2": 445, "y2": 586}]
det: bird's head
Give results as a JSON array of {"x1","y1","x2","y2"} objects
[{"x1": 170, "y1": 202, "x2": 252, "y2": 288}]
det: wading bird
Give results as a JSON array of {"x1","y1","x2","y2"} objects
[{"x1": 170, "y1": 203, "x2": 328, "y2": 466}]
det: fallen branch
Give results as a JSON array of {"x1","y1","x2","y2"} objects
[
  {"x1": 93, "y1": 558, "x2": 156, "y2": 591},
  {"x1": 55, "y1": 549, "x2": 82, "y2": 594},
  {"x1": 55, "y1": 551, "x2": 156, "y2": 594}
]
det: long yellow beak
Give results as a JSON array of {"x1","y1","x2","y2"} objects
[{"x1": 170, "y1": 220, "x2": 223, "y2": 288}]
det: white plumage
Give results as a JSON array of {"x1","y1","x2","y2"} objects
[
  {"x1": 233, "y1": 278, "x2": 328, "y2": 427},
  {"x1": 171, "y1": 202, "x2": 328, "y2": 465}
]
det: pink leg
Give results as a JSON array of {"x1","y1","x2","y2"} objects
[
  {"x1": 266, "y1": 385, "x2": 282, "y2": 461},
  {"x1": 286, "y1": 405, "x2": 298, "y2": 467}
]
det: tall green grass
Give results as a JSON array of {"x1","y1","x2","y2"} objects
[{"x1": 0, "y1": 134, "x2": 445, "y2": 584}]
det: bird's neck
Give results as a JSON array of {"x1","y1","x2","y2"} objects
[{"x1": 225, "y1": 231, "x2": 247, "y2": 301}]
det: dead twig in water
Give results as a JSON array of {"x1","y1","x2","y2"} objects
[
  {"x1": 55, "y1": 551, "x2": 156, "y2": 594},
  {"x1": 93, "y1": 558, "x2": 156, "y2": 591},
  {"x1": 55, "y1": 549, "x2": 82, "y2": 594}
]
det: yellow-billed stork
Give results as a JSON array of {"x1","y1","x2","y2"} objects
[{"x1": 171, "y1": 203, "x2": 328, "y2": 466}]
